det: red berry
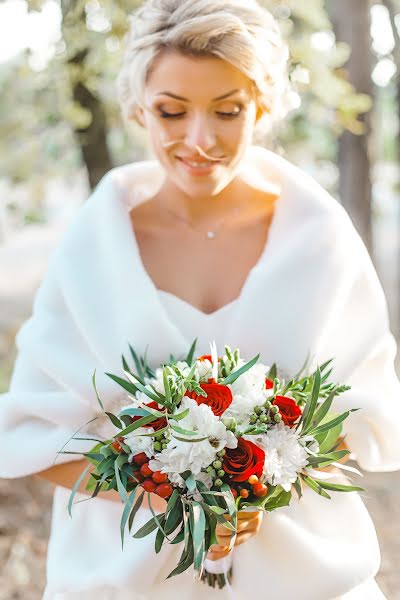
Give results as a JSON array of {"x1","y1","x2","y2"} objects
[
  {"x1": 230, "y1": 487, "x2": 238, "y2": 499},
  {"x1": 133, "y1": 452, "x2": 148, "y2": 465},
  {"x1": 140, "y1": 463, "x2": 154, "y2": 478},
  {"x1": 152, "y1": 470, "x2": 168, "y2": 484},
  {"x1": 142, "y1": 478, "x2": 157, "y2": 493},
  {"x1": 155, "y1": 483, "x2": 173, "y2": 498},
  {"x1": 240, "y1": 488, "x2": 249, "y2": 498},
  {"x1": 112, "y1": 441, "x2": 123, "y2": 452},
  {"x1": 133, "y1": 470, "x2": 145, "y2": 483},
  {"x1": 248, "y1": 475, "x2": 258, "y2": 485},
  {"x1": 253, "y1": 482, "x2": 268, "y2": 497}
]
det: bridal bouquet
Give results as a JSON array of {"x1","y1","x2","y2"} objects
[{"x1": 61, "y1": 340, "x2": 364, "y2": 589}]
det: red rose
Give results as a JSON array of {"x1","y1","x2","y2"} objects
[
  {"x1": 265, "y1": 378, "x2": 274, "y2": 389},
  {"x1": 186, "y1": 381, "x2": 232, "y2": 416},
  {"x1": 223, "y1": 438, "x2": 265, "y2": 482},
  {"x1": 272, "y1": 395, "x2": 302, "y2": 427},
  {"x1": 131, "y1": 401, "x2": 166, "y2": 431}
]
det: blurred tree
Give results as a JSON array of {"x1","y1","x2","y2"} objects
[
  {"x1": 381, "y1": 0, "x2": 400, "y2": 164},
  {"x1": 329, "y1": 0, "x2": 374, "y2": 253},
  {"x1": 0, "y1": 0, "x2": 371, "y2": 211}
]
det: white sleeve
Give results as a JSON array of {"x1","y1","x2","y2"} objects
[
  {"x1": 317, "y1": 211, "x2": 400, "y2": 472},
  {"x1": 0, "y1": 267, "x2": 100, "y2": 479}
]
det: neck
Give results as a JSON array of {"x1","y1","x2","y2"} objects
[{"x1": 155, "y1": 175, "x2": 253, "y2": 227}]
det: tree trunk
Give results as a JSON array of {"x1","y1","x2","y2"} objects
[
  {"x1": 330, "y1": 0, "x2": 374, "y2": 254},
  {"x1": 61, "y1": 1, "x2": 113, "y2": 190}
]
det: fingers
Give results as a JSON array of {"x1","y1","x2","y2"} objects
[{"x1": 207, "y1": 542, "x2": 233, "y2": 562}]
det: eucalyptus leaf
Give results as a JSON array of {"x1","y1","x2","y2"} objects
[
  {"x1": 120, "y1": 489, "x2": 138, "y2": 549},
  {"x1": 189, "y1": 502, "x2": 206, "y2": 572},
  {"x1": 129, "y1": 489, "x2": 145, "y2": 532},
  {"x1": 68, "y1": 463, "x2": 92, "y2": 517}
]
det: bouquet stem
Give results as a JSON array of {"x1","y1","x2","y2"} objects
[{"x1": 201, "y1": 553, "x2": 233, "y2": 589}]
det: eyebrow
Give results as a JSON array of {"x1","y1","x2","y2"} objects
[{"x1": 155, "y1": 89, "x2": 242, "y2": 102}]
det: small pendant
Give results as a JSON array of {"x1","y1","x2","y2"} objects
[{"x1": 207, "y1": 231, "x2": 216, "y2": 239}]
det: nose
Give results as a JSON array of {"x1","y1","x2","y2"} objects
[{"x1": 184, "y1": 111, "x2": 216, "y2": 153}]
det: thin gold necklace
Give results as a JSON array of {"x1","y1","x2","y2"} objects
[{"x1": 160, "y1": 204, "x2": 243, "y2": 240}]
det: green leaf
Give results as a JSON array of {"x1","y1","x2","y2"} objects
[
  {"x1": 186, "y1": 338, "x2": 198, "y2": 366},
  {"x1": 170, "y1": 408, "x2": 190, "y2": 421},
  {"x1": 117, "y1": 414, "x2": 159, "y2": 437},
  {"x1": 132, "y1": 514, "x2": 164, "y2": 538},
  {"x1": 129, "y1": 344, "x2": 146, "y2": 381},
  {"x1": 170, "y1": 525, "x2": 185, "y2": 544},
  {"x1": 221, "y1": 353, "x2": 260, "y2": 386},
  {"x1": 120, "y1": 489, "x2": 138, "y2": 549},
  {"x1": 184, "y1": 473, "x2": 197, "y2": 492},
  {"x1": 115, "y1": 460, "x2": 128, "y2": 504},
  {"x1": 307, "y1": 449, "x2": 350, "y2": 468},
  {"x1": 209, "y1": 505, "x2": 226, "y2": 515},
  {"x1": 170, "y1": 424, "x2": 202, "y2": 437},
  {"x1": 293, "y1": 476, "x2": 303, "y2": 500},
  {"x1": 105, "y1": 412, "x2": 123, "y2": 429},
  {"x1": 165, "y1": 495, "x2": 183, "y2": 536},
  {"x1": 172, "y1": 435, "x2": 209, "y2": 443},
  {"x1": 299, "y1": 366, "x2": 321, "y2": 432},
  {"x1": 303, "y1": 386, "x2": 338, "y2": 433},
  {"x1": 129, "y1": 489, "x2": 145, "y2": 532},
  {"x1": 167, "y1": 536, "x2": 194, "y2": 578},
  {"x1": 163, "y1": 367, "x2": 172, "y2": 406},
  {"x1": 105, "y1": 373, "x2": 138, "y2": 395},
  {"x1": 92, "y1": 370, "x2": 104, "y2": 411},
  {"x1": 68, "y1": 463, "x2": 92, "y2": 517},
  {"x1": 122, "y1": 370, "x2": 166, "y2": 404},
  {"x1": 302, "y1": 475, "x2": 331, "y2": 499},
  {"x1": 308, "y1": 411, "x2": 355, "y2": 437},
  {"x1": 312, "y1": 479, "x2": 365, "y2": 493},
  {"x1": 189, "y1": 502, "x2": 206, "y2": 572},
  {"x1": 155, "y1": 521, "x2": 166, "y2": 553}
]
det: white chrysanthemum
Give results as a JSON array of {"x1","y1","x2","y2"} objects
[
  {"x1": 222, "y1": 362, "x2": 273, "y2": 428},
  {"x1": 149, "y1": 397, "x2": 237, "y2": 477},
  {"x1": 229, "y1": 362, "x2": 271, "y2": 398},
  {"x1": 250, "y1": 423, "x2": 309, "y2": 492},
  {"x1": 124, "y1": 426, "x2": 155, "y2": 459}
]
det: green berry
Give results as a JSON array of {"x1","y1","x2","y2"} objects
[
  {"x1": 270, "y1": 405, "x2": 279, "y2": 415},
  {"x1": 206, "y1": 465, "x2": 214, "y2": 473},
  {"x1": 263, "y1": 400, "x2": 272, "y2": 410},
  {"x1": 273, "y1": 413, "x2": 282, "y2": 423},
  {"x1": 213, "y1": 460, "x2": 222, "y2": 469},
  {"x1": 259, "y1": 414, "x2": 267, "y2": 423},
  {"x1": 214, "y1": 479, "x2": 223, "y2": 487},
  {"x1": 266, "y1": 415, "x2": 272, "y2": 423},
  {"x1": 161, "y1": 442, "x2": 168, "y2": 449},
  {"x1": 254, "y1": 405, "x2": 263, "y2": 415},
  {"x1": 155, "y1": 432, "x2": 165, "y2": 440},
  {"x1": 217, "y1": 448, "x2": 226, "y2": 457},
  {"x1": 153, "y1": 441, "x2": 162, "y2": 451},
  {"x1": 249, "y1": 414, "x2": 258, "y2": 424},
  {"x1": 217, "y1": 469, "x2": 225, "y2": 477},
  {"x1": 208, "y1": 468, "x2": 216, "y2": 478}
]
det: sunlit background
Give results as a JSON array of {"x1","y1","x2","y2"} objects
[{"x1": 0, "y1": 1, "x2": 400, "y2": 598}]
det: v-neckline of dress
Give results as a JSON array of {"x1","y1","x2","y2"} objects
[{"x1": 126, "y1": 196, "x2": 283, "y2": 318}]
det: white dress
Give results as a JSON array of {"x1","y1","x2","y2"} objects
[{"x1": 0, "y1": 145, "x2": 399, "y2": 600}]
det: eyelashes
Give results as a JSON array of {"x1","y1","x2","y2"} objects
[{"x1": 158, "y1": 108, "x2": 243, "y2": 120}]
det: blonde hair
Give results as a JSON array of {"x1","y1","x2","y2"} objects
[{"x1": 117, "y1": 0, "x2": 294, "y2": 133}]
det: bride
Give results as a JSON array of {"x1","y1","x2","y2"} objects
[{"x1": 1, "y1": 1, "x2": 399, "y2": 598}]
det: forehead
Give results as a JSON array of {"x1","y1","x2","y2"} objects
[{"x1": 145, "y1": 49, "x2": 253, "y2": 100}]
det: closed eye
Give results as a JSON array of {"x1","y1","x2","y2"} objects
[{"x1": 159, "y1": 109, "x2": 242, "y2": 119}]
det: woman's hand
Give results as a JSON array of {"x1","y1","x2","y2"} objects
[{"x1": 206, "y1": 510, "x2": 263, "y2": 561}]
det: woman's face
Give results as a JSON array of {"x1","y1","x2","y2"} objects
[{"x1": 135, "y1": 50, "x2": 261, "y2": 199}]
